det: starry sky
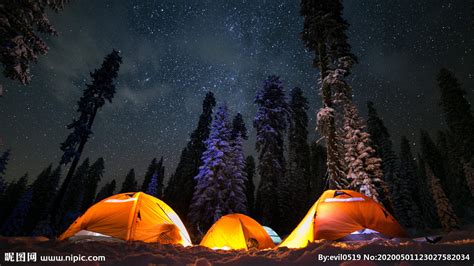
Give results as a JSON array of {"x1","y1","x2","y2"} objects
[{"x1": 0, "y1": 0, "x2": 473, "y2": 186}]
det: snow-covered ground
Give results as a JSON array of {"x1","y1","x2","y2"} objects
[{"x1": 1, "y1": 231, "x2": 473, "y2": 265}]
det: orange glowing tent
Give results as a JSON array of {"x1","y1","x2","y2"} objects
[
  {"x1": 59, "y1": 192, "x2": 191, "y2": 246},
  {"x1": 200, "y1": 213, "x2": 275, "y2": 250},
  {"x1": 279, "y1": 190, "x2": 407, "y2": 248}
]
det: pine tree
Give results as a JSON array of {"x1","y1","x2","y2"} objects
[
  {"x1": 244, "y1": 156, "x2": 256, "y2": 215},
  {"x1": 20, "y1": 165, "x2": 50, "y2": 233},
  {"x1": 81, "y1": 157, "x2": 105, "y2": 212},
  {"x1": 141, "y1": 158, "x2": 158, "y2": 191},
  {"x1": 32, "y1": 214, "x2": 55, "y2": 237},
  {"x1": 95, "y1": 179, "x2": 116, "y2": 203},
  {"x1": 398, "y1": 137, "x2": 424, "y2": 228},
  {"x1": 24, "y1": 165, "x2": 61, "y2": 235},
  {"x1": 189, "y1": 105, "x2": 246, "y2": 234},
  {"x1": 143, "y1": 157, "x2": 164, "y2": 197},
  {"x1": 0, "y1": 173, "x2": 28, "y2": 226},
  {"x1": 366, "y1": 102, "x2": 398, "y2": 184},
  {"x1": 437, "y1": 68, "x2": 474, "y2": 161},
  {"x1": 416, "y1": 155, "x2": 440, "y2": 228},
  {"x1": 436, "y1": 131, "x2": 471, "y2": 215},
  {"x1": 425, "y1": 164, "x2": 459, "y2": 232},
  {"x1": 146, "y1": 173, "x2": 159, "y2": 197},
  {"x1": 253, "y1": 76, "x2": 288, "y2": 229},
  {"x1": 231, "y1": 113, "x2": 248, "y2": 140},
  {"x1": 164, "y1": 92, "x2": 216, "y2": 220},
  {"x1": 436, "y1": 69, "x2": 474, "y2": 214},
  {"x1": 288, "y1": 87, "x2": 311, "y2": 205},
  {"x1": 0, "y1": 149, "x2": 11, "y2": 196},
  {"x1": 54, "y1": 50, "x2": 122, "y2": 224},
  {"x1": 1, "y1": 188, "x2": 33, "y2": 236},
  {"x1": 420, "y1": 131, "x2": 447, "y2": 191},
  {"x1": 56, "y1": 159, "x2": 89, "y2": 232},
  {"x1": 463, "y1": 161, "x2": 474, "y2": 197},
  {"x1": 0, "y1": 0, "x2": 67, "y2": 90},
  {"x1": 309, "y1": 143, "x2": 327, "y2": 202},
  {"x1": 155, "y1": 159, "x2": 165, "y2": 198},
  {"x1": 342, "y1": 99, "x2": 382, "y2": 202},
  {"x1": 120, "y1": 168, "x2": 138, "y2": 193},
  {"x1": 279, "y1": 87, "x2": 311, "y2": 233},
  {"x1": 228, "y1": 133, "x2": 248, "y2": 213},
  {"x1": 300, "y1": 0, "x2": 356, "y2": 189},
  {"x1": 394, "y1": 137, "x2": 423, "y2": 229}
]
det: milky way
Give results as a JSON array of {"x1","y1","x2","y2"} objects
[{"x1": 0, "y1": 0, "x2": 472, "y2": 185}]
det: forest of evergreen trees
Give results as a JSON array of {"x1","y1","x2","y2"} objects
[
  {"x1": 1, "y1": 65, "x2": 472, "y2": 239},
  {"x1": 0, "y1": 0, "x2": 473, "y2": 242}
]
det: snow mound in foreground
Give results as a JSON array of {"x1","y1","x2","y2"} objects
[{"x1": 1, "y1": 231, "x2": 473, "y2": 265}]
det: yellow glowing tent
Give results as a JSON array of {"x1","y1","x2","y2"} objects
[
  {"x1": 200, "y1": 213, "x2": 275, "y2": 250},
  {"x1": 279, "y1": 190, "x2": 407, "y2": 248},
  {"x1": 59, "y1": 192, "x2": 191, "y2": 246}
]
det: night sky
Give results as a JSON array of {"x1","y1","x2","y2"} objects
[{"x1": 0, "y1": 0, "x2": 473, "y2": 186}]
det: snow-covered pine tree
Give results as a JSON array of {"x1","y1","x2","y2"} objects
[
  {"x1": 244, "y1": 156, "x2": 256, "y2": 215},
  {"x1": 309, "y1": 143, "x2": 327, "y2": 203},
  {"x1": 146, "y1": 173, "x2": 159, "y2": 197},
  {"x1": 300, "y1": 0, "x2": 356, "y2": 189},
  {"x1": 230, "y1": 114, "x2": 250, "y2": 213},
  {"x1": 189, "y1": 104, "x2": 246, "y2": 234},
  {"x1": 120, "y1": 168, "x2": 138, "y2": 193},
  {"x1": 154, "y1": 157, "x2": 165, "y2": 198},
  {"x1": 141, "y1": 158, "x2": 158, "y2": 191},
  {"x1": 0, "y1": 0, "x2": 67, "y2": 89},
  {"x1": 341, "y1": 98, "x2": 381, "y2": 202},
  {"x1": 0, "y1": 174, "x2": 28, "y2": 226},
  {"x1": 0, "y1": 188, "x2": 33, "y2": 236},
  {"x1": 80, "y1": 158, "x2": 105, "y2": 212},
  {"x1": 95, "y1": 180, "x2": 116, "y2": 203},
  {"x1": 164, "y1": 92, "x2": 216, "y2": 219},
  {"x1": 227, "y1": 132, "x2": 248, "y2": 214},
  {"x1": 425, "y1": 164, "x2": 459, "y2": 232},
  {"x1": 143, "y1": 157, "x2": 165, "y2": 197},
  {"x1": 398, "y1": 137, "x2": 424, "y2": 229},
  {"x1": 54, "y1": 50, "x2": 122, "y2": 224},
  {"x1": 253, "y1": 76, "x2": 288, "y2": 229}
]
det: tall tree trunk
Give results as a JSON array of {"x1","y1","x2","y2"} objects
[
  {"x1": 52, "y1": 106, "x2": 99, "y2": 228},
  {"x1": 317, "y1": 43, "x2": 343, "y2": 189}
]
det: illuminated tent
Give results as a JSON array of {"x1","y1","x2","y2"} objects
[
  {"x1": 279, "y1": 190, "x2": 407, "y2": 248},
  {"x1": 200, "y1": 213, "x2": 275, "y2": 250},
  {"x1": 59, "y1": 192, "x2": 191, "y2": 246}
]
